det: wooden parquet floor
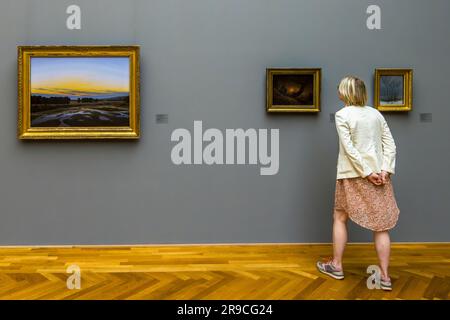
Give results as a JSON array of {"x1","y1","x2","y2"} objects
[{"x1": 0, "y1": 243, "x2": 448, "y2": 300}]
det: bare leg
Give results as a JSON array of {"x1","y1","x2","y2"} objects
[
  {"x1": 332, "y1": 209, "x2": 348, "y2": 270},
  {"x1": 374, "y1": 231, "x2": 391, "y2": 280}
]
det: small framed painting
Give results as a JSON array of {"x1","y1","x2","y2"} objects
[
  {"x1": 18, "y1": 45, "x2": 140, "y2": 139},
  {"x1": 375, "y1": 68, "x2": 413, "y2": 112},
  {"x1": 266, "y1": 68, "x2": 321, "y2": 112}
]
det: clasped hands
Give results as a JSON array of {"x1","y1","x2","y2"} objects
[{"x1": 367, "y1": 170, "x2": 390, "y2": 186}]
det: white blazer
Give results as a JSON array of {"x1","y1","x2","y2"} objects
[{"x1": 335, "y1": 105, "x2": 396, "y2": 179}]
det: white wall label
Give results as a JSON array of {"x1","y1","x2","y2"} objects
[
  {"x1": 366, "y1": 5, "x2": 381, "y2": 30},
  {"x1": 66, "y1": 5, "x2": 81, "y2": 30}
]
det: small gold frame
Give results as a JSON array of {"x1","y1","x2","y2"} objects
[
  {"x1": 375, "y1": 68, "x2": 413, "y2": 112},
  {"x1": 266, "y1": 68, "x2": 321, "y2": 113},
  {"x1": 18, "y1": 45, "x2": 140, "y2": 139}
]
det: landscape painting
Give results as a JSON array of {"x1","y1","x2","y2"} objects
[
  {"x1": 18, "y1": 46, "x2": 140, "y2": 139},
  {"x1": 273, "y1": 74, "x2": 314, "y2": 106},
  {"x1": 30, "y1": 57, "x2": 130, "y2": 127},
  {"x1": 379, "y1": 75, "x2": 404, "y2": 105},
  {"x1": 375, "y1": 68, "x2": 413, "y2": 112},
  {"x1": 267, "y1": 68, "x2": 321, "y2": 112}
]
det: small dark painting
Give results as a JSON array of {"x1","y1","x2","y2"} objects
[
  {"x1": 267, "y1": 68, "x2": 321, "y2": 112},
  {"x1": 272, "y1": 74, "x2": 314, "y2": 106}
]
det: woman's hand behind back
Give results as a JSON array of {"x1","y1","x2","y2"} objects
[{"x1": 367, "y1": 172, "x2": 382, "y2": 186}]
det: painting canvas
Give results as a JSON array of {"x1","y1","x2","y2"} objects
[
  {"x1": 273, "y1": 74, "x2": 314, "y2": 106},
  {"x1": 18, "y1": 46, "x2": 140, "y2": 139},
  {"x1": 267, "y1": 68, "x2": 321, "y2": 112},
  {"x1": 375, "y1": 69, "x2": 412, "y2": 112},
  {"x1": 30, "y1": 57, "x2": 130, "y2": 127},
  {"x1": 379, "y1": 75, "x2": 404, "y2": 105}
]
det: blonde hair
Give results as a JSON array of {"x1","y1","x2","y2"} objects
[{"x1": 338, "y1": 76, "x2": 367, "y2": 107}]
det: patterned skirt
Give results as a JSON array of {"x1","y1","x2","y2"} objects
[{"x1": 334, "y1": 177, "x2": 400, "y2": 231}]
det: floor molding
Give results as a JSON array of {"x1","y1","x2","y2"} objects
[{"x1": 1, "y1": 241, "x2": 449, "y2": 248}]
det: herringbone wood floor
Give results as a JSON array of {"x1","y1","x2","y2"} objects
[{"x1": 0, "y1": 243, "x2": 448, "y2": 300}]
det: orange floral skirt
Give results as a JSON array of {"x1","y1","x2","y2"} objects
[{"x1": 334, "y1": 177, "x2": 400, "y2": 231}]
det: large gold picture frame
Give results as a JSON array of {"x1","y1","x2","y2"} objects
[
  {"x1": 266, "y1": 68, "x2": 321, "y2": 113},
  {"x1": 18, "y1": 45, "x2": 140, "y2": 139},
  {"x1": 374, "y1": 68, "x2": 412, "y2": 112}
]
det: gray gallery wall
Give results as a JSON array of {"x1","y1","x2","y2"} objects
[{"x1": 0, "y1": 0, "x2": 449, "y2": 245}]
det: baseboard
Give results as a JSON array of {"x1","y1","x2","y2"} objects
[{"x1": 0, "y1": 241, "x2": 448, "y2": 249}]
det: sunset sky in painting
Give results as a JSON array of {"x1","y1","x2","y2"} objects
[{"x1": 31, "y1": 57, "x2": 130, "y2": 98}]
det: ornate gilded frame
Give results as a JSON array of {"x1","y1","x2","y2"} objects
[
  {"x1": 18, "y1": 45, "x2": 140, "y2": 139},
  {"x1": 374, "y1": 68, "x2": 413, "y2": 112},
  {"x1": 266, "y1": 68, "x2": 321, "y2": 113}
]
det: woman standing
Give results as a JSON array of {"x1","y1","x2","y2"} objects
[{"x1": 317, "y1": 76, "x2": 400, "y2": 291}]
